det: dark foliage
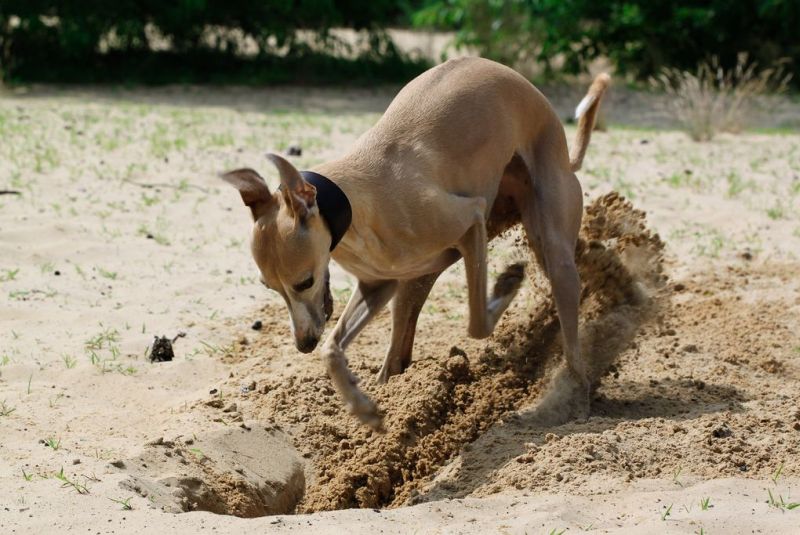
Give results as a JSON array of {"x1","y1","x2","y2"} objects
[
  {"x1": 413, "y1": 0, "x2": 799, "y2": 86},
  {"x1": 0, "y1": 1, "x2": 427, "y2": 84}
]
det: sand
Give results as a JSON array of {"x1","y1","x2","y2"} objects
[{"x1": 1, "y1": 83, "x2": 799, "y2": 534}]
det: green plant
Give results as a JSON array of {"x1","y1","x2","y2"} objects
[
  {"x1": 672, "y1": 467, "x2": 684, "y2": 487},
  {"x1": 84, "y1": 327, "x2": 120, "y2": 351},
  {"x1": 54, "y1": 467, "x2": 89, "y2": 495},
  {"x1": 0, "y1": 268, "x2": 20, "y2": 281},
  {"x1": 767, "y1": 488, "x2": 800, "y2": 510},
  {"x1": 661, "y1": 503, "x2": 673, "y2": 520},
  {"x1": 0, "y1": 400, "x2": 15, "y2": 416},
  {"x1": 98, "y1": 268, "x2": 118, "y2": 280},
  {"x1": 700, "y1": 497, "x2": 711, "y2": 510},
  {"x1": 45, "y1": 437, "x2": 61, "y2": 450},
  {"x1": 725, "y1": 171, "x2": 751, "y2": 197},
  {"x1": 21, "y1": 468, "x2": 34, "y2": 481},
  {"x1": 108, "y1": 497, "x2": 133, "y2": 510},
  {"x1": 772, "y1": 462, "x2": 785, "y2": 484},
  {"x1": 766, "y1": 203, "x2": 786, "y2": 220}
]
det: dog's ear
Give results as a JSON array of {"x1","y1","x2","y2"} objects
[
  {"x1": 266, "y1": 153, "x2": 316, "y2": 221},
  {"x1": 220, "y1": 168, "x2": 274, "y2": 220}
]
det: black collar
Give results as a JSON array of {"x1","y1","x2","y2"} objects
[{"x1": 301, "y1": 170, "x2": 352, "y2": 251}]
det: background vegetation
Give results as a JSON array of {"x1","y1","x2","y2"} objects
[
  {"x1": 0, "y1": 0, "x2": 426, "y2": 84},
  {"x1": 414, "y1": 0, "x2": 799, "y2": 85},
  {"x1": 0, "y1": 0, "x2": 797, "y2": 86}
]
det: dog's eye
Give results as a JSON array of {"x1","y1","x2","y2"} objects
[{"x1": 293, "y1": 276, "x2": 314, "y2": 292}]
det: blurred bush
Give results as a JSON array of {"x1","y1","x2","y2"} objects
[
  {"x1": 0, "y1": 1, "x2": 427, "y2": 83},
  {"x1": 413, "y1": 0, "x2": 799, "y2": 86}
]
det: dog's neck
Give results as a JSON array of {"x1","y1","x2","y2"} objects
[{"x1": 300, "y1": 170, "x2": 352, "y2": 251}]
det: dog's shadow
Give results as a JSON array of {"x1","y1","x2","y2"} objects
[{"x1": 413, "y1": 375, "x2": 745, "y2": 503}]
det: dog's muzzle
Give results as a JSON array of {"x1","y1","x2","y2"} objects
[{"x1": 297, "y1": 335, "x2": 319, "y2": 353}]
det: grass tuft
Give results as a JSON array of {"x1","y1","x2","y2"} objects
[{"x1": 653, "y1": 54, "x2": 791, "y2": 141}]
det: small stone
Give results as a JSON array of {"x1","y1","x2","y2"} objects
[
  {"x1": 286, "y1": 145, "x2": 302, "y2": 156},
  {"x1": 109, "y1": 460, "x2": 125, "y2": 468},
  {"x1": 251, "y1": 320, "x2": 263, "y2": 331},
  {"x1": 72, "y1": 458, "x2": 81, "y2": 465},
  {"x1": 54, "y1": 270, "x2": 61, "y2": 276},
  {"x1": 711, "y1": 425, "x2": 732, "y2": 439},
  {"x1": 223, "y1": 403, "x2": 237, "y2": 413}
]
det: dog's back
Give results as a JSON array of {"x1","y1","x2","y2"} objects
[{"x1": 356, "y1": 57, "x2": 563, "y2": 198}]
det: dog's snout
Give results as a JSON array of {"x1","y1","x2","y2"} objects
[{"x1": 297, "y1": 335, "x2": 319, "y2": 354}]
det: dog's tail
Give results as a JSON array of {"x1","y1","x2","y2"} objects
[{"x1": 569, "y1": 73, "x2": 611, "y2": 172}]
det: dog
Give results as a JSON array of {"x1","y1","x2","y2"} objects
[{"x1": 222, "y1": 57, "x2": 609, "y2": 429}]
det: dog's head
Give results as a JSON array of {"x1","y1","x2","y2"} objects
[{"x1": 221, "y1": 153, "x2": 333, "y2": 353}]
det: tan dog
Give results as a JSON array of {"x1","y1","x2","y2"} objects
[{"x1": 222, "y1": 58, "x2": 609, "y2": 429}]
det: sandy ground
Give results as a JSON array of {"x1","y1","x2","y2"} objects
[{"x1": 1, "y1": 82, "x2": 799, "y2": 534}]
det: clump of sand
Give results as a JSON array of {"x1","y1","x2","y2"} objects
[{"x1": 117, "y1": 424, "x2": 305, "y2": 517}]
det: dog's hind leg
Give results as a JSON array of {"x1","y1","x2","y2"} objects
[
  {"x1": 456, "y1": 197, "x2": 526, "y2": 340},
  {"x1": 518, "y1": 147, "x2": 589, "y2": 413},
  {"x1": 322, "y1": 279, "x2": 397, "y2": 429}
]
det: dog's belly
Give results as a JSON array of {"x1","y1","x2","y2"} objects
[
  {"x1": 336, "y1": 246, "x2": 462, "y2": 282},
  {"x1": 487, "y1": 153, "x2": 527, "y2": 239}
]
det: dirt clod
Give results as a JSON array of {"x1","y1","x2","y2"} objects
[
  {"x1": 149, "y1": 333, "x2": 186, "y2": 362},
  {"x1": 149, "y1": 336, "x2": 175, "y2": 362}
]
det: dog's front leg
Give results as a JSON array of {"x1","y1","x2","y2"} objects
[
  {"x1": 377, "y1": 271, "x2": 442, "y2": 384},
  {"x1": 322, "y1": 279, "x2": 397, "y2": 429},
  {"x1": 457, "y1": 201, "x2": 525, "y2": 339}
]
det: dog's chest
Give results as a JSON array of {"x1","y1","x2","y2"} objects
[{"x1": 332, "y1": 224, "x2": 456, "y2": 281}]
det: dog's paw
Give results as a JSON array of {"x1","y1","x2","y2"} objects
[
  {"x1": 349, "y1": 395, "x2": 385, "y2": 432},
  {"x1": 493, "y1": 261, "x2": 526, "y2": 298}
]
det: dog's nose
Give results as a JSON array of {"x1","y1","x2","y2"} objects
[{"x1": 297, "y1": 335, "x2": 319, "y2": 354}]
